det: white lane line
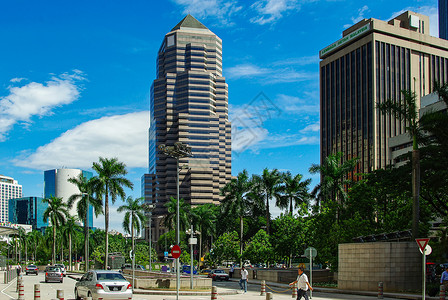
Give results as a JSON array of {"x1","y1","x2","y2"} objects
[{"x1": 1, "y1": 279, "x2": 16, "y2": 299}]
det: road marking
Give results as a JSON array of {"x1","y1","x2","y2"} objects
[{"x1": 1, "y1": 280, "x2": 16, "y2": 299}]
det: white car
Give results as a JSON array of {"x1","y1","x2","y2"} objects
[
  {"x1": 54, "y1": 264, "x2": 66, "y2": 277},
  {"x1": 75, "y1": 270, "x2": 132, "y2": 300}
]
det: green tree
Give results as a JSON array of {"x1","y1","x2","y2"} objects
[
  {"x1": 61, "y1": 216, "x2": 81, "y2": 272},
  {"x1": 91, "y1": 157, "x2": 133, "y2": 269},
  {"x1": 67, "y1": 173, "x2": 103, "y2": 271},
  {"x1": 243, "y1": 229, "x2": 272, "y2": 264},
  {"x1": 27, "y1": 230, "x2": 43, "y2": 261},
  {"x1": 270, "y1": 214, "x2": 304, "y2": 267},
  {"x1": 251, "y1": 168, "x2": 283, "y2": 235},
  {"x1": 220, "y1": 170, "x2": 254, "y2": 266},
  {"x1": 117, "y1": 196, "x2": 147, "y2": 273},
  {"x1": 43, "y1": 196, "x2": 69, "y2": 264},
  {"x1": 278, "y1": 172, "x2": 311, "y2": 215},
  {"x1": 377, "y1": 90, "x2": 421, "y2": 238},
  {"x1": 191, "y1": 204, "x2": 218, "y2": 264},
  {"x1": 210, "y1": 231, "x2": 239, "y2": 266},
  {"x1": 163, "y1": 197, "x2": 190, "y2": 233}
]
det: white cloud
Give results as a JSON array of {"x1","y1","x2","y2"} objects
[
  {"x1": 276, "y1": 94, "x2": 319, "y2": 114},
  {"x1": 0, "y1": 71, "x2": 85, "y2": 141},
  {"x1": 300, "y1": 122, "x2": 320, "y2": 133},
  {"x1": 10, "y1": 78, "x2": 26, "y2": 83},
  {"x1": 344, "y1": 5, "x2": 369, "y2": 28},
  {"x1": 172, "y1": 0, "x2": 242, "y2": 26},
  {"x1": 13, "y1": 111, "x2": 149, "y2": 170},
  {"x1": 226, "y1": 63, "x2": 317, "y2": 83},
  {"x1": 390, "y1": 6, "x2": 439, "y2": 37},
  {"x1": 272, "y1": 55, "x2": 319, "y2": 66},
  {"x1": 250, "y1": 0, "x2": 300, "y2": 25},
  {"x1": 226, "y1": 64, "x2": 269, "y2": 79}
]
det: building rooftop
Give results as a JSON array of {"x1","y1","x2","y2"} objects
[{"x1": 171, "y1": 14, "x2": 208, "y2": 31}]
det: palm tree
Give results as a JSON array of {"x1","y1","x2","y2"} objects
[
  {"x1": 163, "y1": 196, "x2": 191, "y2": 232},
  {"x1": 191, "y1": 204, "x2": 218, "y2": 266},
  {"x1": 278, "y1": 172, "x2": 311, "y2": 215},
  {"x1": 61, "y1": 216, "x2": 81, "y2": 272},
  {"x1": 91, "y1": 157, "x2": 133, "y2": 269},
  {"x1": 67, "y1": 173, "x2": 103, "y2": 271},
  {"x1": 251, "y1": 168, "x2": 282, "y2": 235},
  {"x1": 117, "y1": 196, "x2": 146, "y2": 289},
  {"x1": 309, "y1": 152, "x2": 359, "y2": 219},
  {"x1": 27, "y1": 230, "x2": 42, "y2": 261},
  {"x1": 43, "y1": 196, "x2": 69, "y2": 265},
  {"x1": 220, "y1": 170, "x2": 253, "y2": 266},
  {"x1": 377, "y1": 90, "x2": 421, "y2": 238}
]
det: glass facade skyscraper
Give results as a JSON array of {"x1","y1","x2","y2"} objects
[
  {"x1": 440, "y1": 0, "x2": 448, "y2": 40},
  {"x1": 320, "y1": 11, "x2": 448, "y2": 175},
  {"x1": 144, "y1": 15, "x2": 232, "y2": 242},
  {"x1": 9, "y1": 197, "x2": 48, "y2": 230}
]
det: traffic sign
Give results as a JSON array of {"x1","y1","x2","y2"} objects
[
  {"x1": 419, "y1": 244, "x2": 432, "y2": 256},
  {"x1": 188, "y1": 238, "x2": 197, "y2": 245},
  {"x1": 304, "y1": 247, "x2": 317, "y2": 258},
  {"x1": 171, "y1": 244, "x2": 181, "y2": 259},
  {"x1": 164, "y1": 251, "x2": 169, "y2": 257},
  {"x1": 415, "y1": 238, "x2": 430, "y2": 253}
]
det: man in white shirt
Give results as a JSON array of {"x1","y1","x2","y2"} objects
[
  {"x1": 289, "y1": 267, "x2": 313, "y2": 300},
  {"x1": 239, "y1": 266, "x2": 249, "y2": 293}
]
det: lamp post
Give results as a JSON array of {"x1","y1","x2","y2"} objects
[
  {"x1": 81, "y1": 192, "x2": 90, "y2": 272},
  {"x1": 143, "y1": 204, "x2": 155, "y2": 271},
  {"x1": 159, "y1": 142, "x2": 192, "y2": 300},
  {"x1": 186, "y1": 226, "x2": 200, "y2": 289}
]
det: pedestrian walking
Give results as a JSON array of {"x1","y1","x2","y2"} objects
[
  {"x1": 289, "y1": 267, "x2": 313, "y2": 300},
  {"x1": 239, "y1": 266, "x2": 249, "y2": 293},
  {"x1": 441, "y1": 266, "x2": 448, "y2": 290},
  {"x1": 229, "y1": 265, "x2": 234, "y2": 278},
  {"x1": 16, "y1": 264, "x2": 21, "y2": 277}
]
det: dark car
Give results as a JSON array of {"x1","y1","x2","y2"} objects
[
  {"x1": 25, "y1": 265, "x2": 38, "y2": 275},
  {"x1": 208, "y1": 269, "x2": 229, "y2": 281}
]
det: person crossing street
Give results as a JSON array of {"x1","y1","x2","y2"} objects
[{"x1": 289, "y1": 267, "x2": 313, "y2": 300}]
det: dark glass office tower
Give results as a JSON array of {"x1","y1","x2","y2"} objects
[
  {"x1": 440, "y1": 0, "x2": 448, "y2": 40},
  {"x1": 320, "y1": 11, "x2": 448, "y2": 175},
  {"x1": 144, "y1": 15, "x2": 231, "y2": 242}
]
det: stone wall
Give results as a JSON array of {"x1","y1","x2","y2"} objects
[
  {"x1": 228, "y1": 268, "x2": 334, "y2": 284},
  {"x1": 122, "y1": 270, "x2": 211, "y2": 290},
  {"x1": 338, "y1": 242, "x2": 422, "y2": 292}
]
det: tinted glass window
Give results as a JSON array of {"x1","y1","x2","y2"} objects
[{"x1": 97, "y1": 273, "x2": 126, "y2": 281}]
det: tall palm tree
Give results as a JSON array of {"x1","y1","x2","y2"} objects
[
  {"x1": 220, "y1": 170, "x2": 253, "y2": 266},
  {"x1": 377, "y1": 90, "x2": 421, "y2": 238},
  {"x1": 67, "y1": 173, "x2": 103, "y2": 271},
  {"x1": 27, "y1": 230, "x2": 42, "y2": 261},
  {"x1": 163, "y1": 196, "x2": 191, "y2": 232},
  {"x1": 191, "y1": 203, "x2": 218, "y2": 266},
  {"x1": 117, "y1": 196, "x2": 146, "y2": 289},
  {"x1": 43, "y1": 196, "x2": 69, "y2": 265},
  {"x1": 91, "y1": 157, "x2": 133, "y2": 269},
  {"x1": 278, "y1": 172, "x2": 311, "y2": 215},
  {"x1": 251, "y1": 168, "x2": 282, "y2": 235},
  {"x1": 61, "y1": 216, "x2": 81, "y2": 272}
]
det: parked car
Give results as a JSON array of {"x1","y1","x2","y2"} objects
[
  {"x1": 199, "y1": 269, "x2": 212, "y2": 276},
  {"x1": 45, "y1": 266, "x2": 63, "y2": 283},
  {"x1": 182, "y1": 265, "x2": 197, "y2": 274},
  {"x1": 121, "y1": 263, "x2": 145, "y2": 271},
  {"x1": 208, "y1": 269, "x2": 229, "y2": 281},
  {"x1": 54, "y1": 264, "x2": 67, "y2": 277},
  {"x1": 75, "y1": 270, "x2": 132, "y2": 300},
  {"x1": 25, "y1": 265, "x2": 38, "y2": 275}
]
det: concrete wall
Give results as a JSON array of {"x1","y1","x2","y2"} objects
[
  {"x1": 338, "y1": 242, "x2": 422, "y2": 292},
  {"x1": 228, "y1": 268, "x2": 334, "y2": 284},
  {"x1": 122, "y1": 270, "x2": 212, "y2": 290}
]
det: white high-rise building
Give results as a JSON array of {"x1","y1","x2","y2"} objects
[{"x1": 0, "y1": 175, "x2": 22, "y2": 223}]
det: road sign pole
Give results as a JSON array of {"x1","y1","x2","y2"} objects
[{"x1": 423, "y1": 251, "x2": 426, "y2": 300}]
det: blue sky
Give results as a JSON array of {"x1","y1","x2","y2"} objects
[{"x1": 0, "y1": 0, "x2": 439, "y2": 232}]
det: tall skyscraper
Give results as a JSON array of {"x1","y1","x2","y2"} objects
[
  {"x1": 0, "y1": 175, "x2": 22, "y2": 223},
  {"x1": 44, "y1": 168, "x2": 93, "y2": 227},
  {"x1": 319, "y1": 11, "x2": 448, "y2": 175},
  {"x1": 144, "y1": 15, "x2": 231, "y2": 242},
  {"x1": 440, "y1": 0, "x2": 448, "y2": 40},
  {"x1": 9, "y1": 196, "x2": 48, "y2": 231}
]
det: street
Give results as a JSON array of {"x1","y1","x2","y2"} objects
[{"x1": 2, "y1": 273, "x2": 400, "y2": 300}]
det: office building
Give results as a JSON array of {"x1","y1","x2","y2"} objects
[
  {"x1": 440, "y1": 0, "x2": 448, "y2": 40},
  {"x1": 319, "y1": 11, "x2": 448, "y2": 175},
  {"x1": 9, "y1": 196, "x2": 48, "y2": 231},
  {"x1": 0, "y1": 175, "x2": 22, "y2": 223},
  {"x1": 144, "y1": 15, "x2": 232, "y2": 242},
  {"x1": 44, "y1": 168, "x2": 93, "y2": 227}
]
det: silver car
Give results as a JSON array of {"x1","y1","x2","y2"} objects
[
  {"x1": 54, "y1": 263, "x2": 66, "y2": 277},
  {"x1": 75, "y1": 270, "x2": 132, "y2": 300}
]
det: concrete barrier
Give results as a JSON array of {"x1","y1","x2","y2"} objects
[
  {"x1": 18, "y1": 281, "x2": 24, "y2": 300},
  {"x1": 56, "y1": 289, "x2": 64, "y2": 300},
  {"x1": 211, "y1": 286, "x2": 217, "y2": 300},
  {"x1": 34, "y1": 284, "x2": 41, "y2": 300},
  {"x1": 261, "y1": 280, "x2": 266, "y2": 295},
  {"x1": 266, "y1": 292, "x2": 273, "y2": 299}
]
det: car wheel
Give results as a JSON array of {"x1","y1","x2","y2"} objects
[
  {"x1": 226, "y1": 277, "x2": 229, "y2": 281},
  {"x1": 26, "y1": 272, "x2": 28, "y2": 275},
  {"x1": 75, "y1": 289, "x2": 81, "y2": 300},
  {"x1": 45, "y1": 279, "x2": 48, "y2": 283}
]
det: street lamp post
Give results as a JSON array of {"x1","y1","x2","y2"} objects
[
  {"x1": 143, "y1": 204, "x2": 155, "y2": 271},
  {"x1": 186, "y1": 226, "x2": 200, "y2": 289},
  {"x1": 82, "y1": 193, "x2": 90, "y2": 272},
  {"x1": 159, "y1": 142, "x2": 192, "y2": 300}
]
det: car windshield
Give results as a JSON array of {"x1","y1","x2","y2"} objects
[
  {"x1": 55, "y1": 264, "x2": 64, "y2": 268},
  {"x1": 48, "y1": 267, "x2": 60, "y2": 272},
  {"x1": 97, "y1": 273, "x2": 126, "y2": 281},
  {"x1": 28, "y1": 265, "x2": 36, "y2": 268},
  {"x1": 214, "y1": 270, "x2": 224, "y2": 273}
]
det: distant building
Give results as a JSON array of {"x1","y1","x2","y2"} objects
[
  {"x1": 0, "y1": 175, "x2": 22, "y2": 223},
  {"x1": 44, "y1": 168, "x2": 93, "y2": 227},
  {"x1": 144, "y1": 15, "x2": 232, "y2": 244},
  {"x1": 440, "y1": 0, "x2": 448, "y2": 40},
  {"x1": 319, "y1": 11, "x2": 448, "y2": 175},
  {"x1": 8, "y1": 196, "x2": 48, "y2": 231}
]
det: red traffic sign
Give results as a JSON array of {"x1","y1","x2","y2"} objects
[
  {"x1": 171, "y1": 245, "x2": 181, "y2": 259},
  {"x1": 415, "y1": 238, "x2": 430, "y2": 253}
]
